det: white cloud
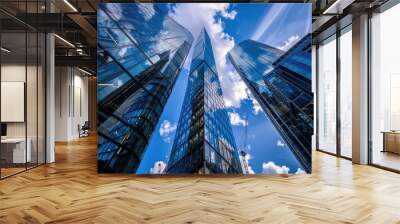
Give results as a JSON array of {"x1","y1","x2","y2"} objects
[
  {"x1": 277, "y1": 35, "x2": 300, "y2": 51},
  {"x1": 137, "y1": 4, "x2": 155, "y2": 21},
  {"x1": 220, "y1": 8, "x2": 237, "y2": 19},
  {"x1": 168, "y1": 3, "x2": 248, "y2": 109},
  {"x1": 150, "y1": 161, "x2": 167, "y2": 174},
  {"x1": 262, "y1": 161, "x2": 290, "y2": 175},
  {"x1": 228, "y1": 112, "x2": 248, "y2": 126},
  {"x1": 159, "y1": 120, "x2": 177, "y2": 143},
  {"x1": 250, "y1": 97, "x2": 262, "y2": 115},
  {"x1": 222, "y1": 70, "x2": 251, "y2": 108},
  {"x1": 276, "y1": 140, "x2": 285, "y2": 148},
  {"x1": 295, "y1": 168, "x2": 306, "y2": 175}
]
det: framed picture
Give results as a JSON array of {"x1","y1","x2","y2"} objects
[{"x1": 97, "y1": 3, "x2": 312, "y2": 175}]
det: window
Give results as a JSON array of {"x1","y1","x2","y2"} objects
[
  {"x1": 339, "y1": 27, "x2": 352, "y2": 158},
  {"x1": 370, "y1": 3, "x2": 400, "y2": 171},
  {"x1": 0, "y1": 1, "x2": 46, "y2": 179},
  {"x1": 317, "y1": 36, "x2": 337, "y2": 154}
]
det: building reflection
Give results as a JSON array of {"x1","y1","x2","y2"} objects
[
  {"x1": 228, "y1": 34, "x2": 312, "y2": 173},
  {"x1": 166, "y1": 29, "x2": 243, "y2": 174},
  {"x1": 97, "y1": 3, "x2": 193, "y2": 173}
]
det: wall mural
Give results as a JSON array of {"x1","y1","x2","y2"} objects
[{"x1": 97, "y1": 3, "x2": 312, "y2": 174}]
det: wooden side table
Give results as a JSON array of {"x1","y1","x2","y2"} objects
[{"x1": 381, "y1": 131, "x2": 400, "y2": 154}]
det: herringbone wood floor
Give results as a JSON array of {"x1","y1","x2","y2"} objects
[{"x1": 1, "y1": 136, "x2": 400, "y2": 224}]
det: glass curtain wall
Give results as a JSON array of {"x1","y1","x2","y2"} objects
[
  {"x1": 316, "y1": 25, "x2": 353, "y2": 159},
  {"x1": 339, "y1": 26, "x2": 352, "y2": 158},
  {"x1": 317, "y1": 35, "x2": 337, "y2": 154},
  {"x1": 370, "y1": 3, "x2": 400, "y2": 171},
  {"x1": 0, "y1": 0, "x2": 46, "y2": 179}
]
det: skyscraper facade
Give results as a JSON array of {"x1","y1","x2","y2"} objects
[
  {"x1": 228, "y1": 34, "x2": 312, "y2": 173},
  {"x1": 228, "y1": 39, "x2": 284, "y2": 95},
  {"x1": 97, "y1": 3, "x2": 193, "y2": 173},
  {"x1": 166, "y1": 29, "x2": 242, "y2": 174}
]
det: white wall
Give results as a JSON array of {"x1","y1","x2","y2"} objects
[
  {"x1": 71, "y1": 72, "x2": 89, "y2": 138},
  {"x1": 55, "y1": 67, "x2": 89, "y2": 141},
  {"x1": 1, "y1": 65, "x2": 37, "y2": 138},
  {"x1": 55, "y1": 66, "x2": 69, "y2": 141},
  {"x1": 1, "y1": 63, "x2": 46, "y2": 164},
  {"x1": 1, "y1": 65, "x2": 26, "y2": 141}
]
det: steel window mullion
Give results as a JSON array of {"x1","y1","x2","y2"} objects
[
  {"x1": 0, "y1": 17, "x2": 2, "y2": 179},
  {"x1": 25, "y1": 0, "x2": 28, "y2": 171},
  {"x1": 36, "y1": 0, "x2": 39, "y2": 167},
  {"x1": 367, "y1": 11, "x2": 373, "y2": 165},
  {"x1": 336, "y1": 27, "x2": 341, "y2": 157}
]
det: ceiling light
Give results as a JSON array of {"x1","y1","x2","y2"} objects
[
  {"x1": 63, "y1": 0, "x2": 78, "y2": 12},
  {"x1": 323, "y1": 0, "x2": 354, "y2": 15},
  {"x1": 78, "y1": 67, "x2": 93, "y2": 76},
  {"x1": 1, "y1": 47, "x2": 11, "y2": 53},
  {"x1": 323, "y1": 0, "x2": 341, "y2": 14},
  {"x1": 76, "y1": 48, "x2": 87, "y2": 56},
  {"x1": 54, "y1": 34, "x2": 75, "y2": 48}
]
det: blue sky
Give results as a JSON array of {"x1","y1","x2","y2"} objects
[{"x1": 137, "y1": 3, "x2": 311, "y2": 174}]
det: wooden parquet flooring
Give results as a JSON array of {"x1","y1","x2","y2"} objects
[{"x1": 1, "y1": 135, "x2": 400, "y2": 223}]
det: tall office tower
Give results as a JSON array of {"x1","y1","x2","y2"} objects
[
  {"x1": 228, "y1": 34, "x2": 313, "y2": 173},
  {"x1": 166, "y1": 29, "x2": 242, "y2": 174},
  {"x1": 96, "y1": 4, "x2": 193, "y2": 173}
]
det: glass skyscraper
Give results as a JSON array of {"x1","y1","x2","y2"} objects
[
  {"x1": 228, "y1": 39, "x2": 284, "y2": 95},
  {"x1": 96, "y1": 3, "x2": 193, "y2": 173},
  {"x1": 228, "y1": 34, "x2": 312, "y2": 173},
  {"x1": 166, "y1": 29, "x2": 242, "y2": 174}
]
